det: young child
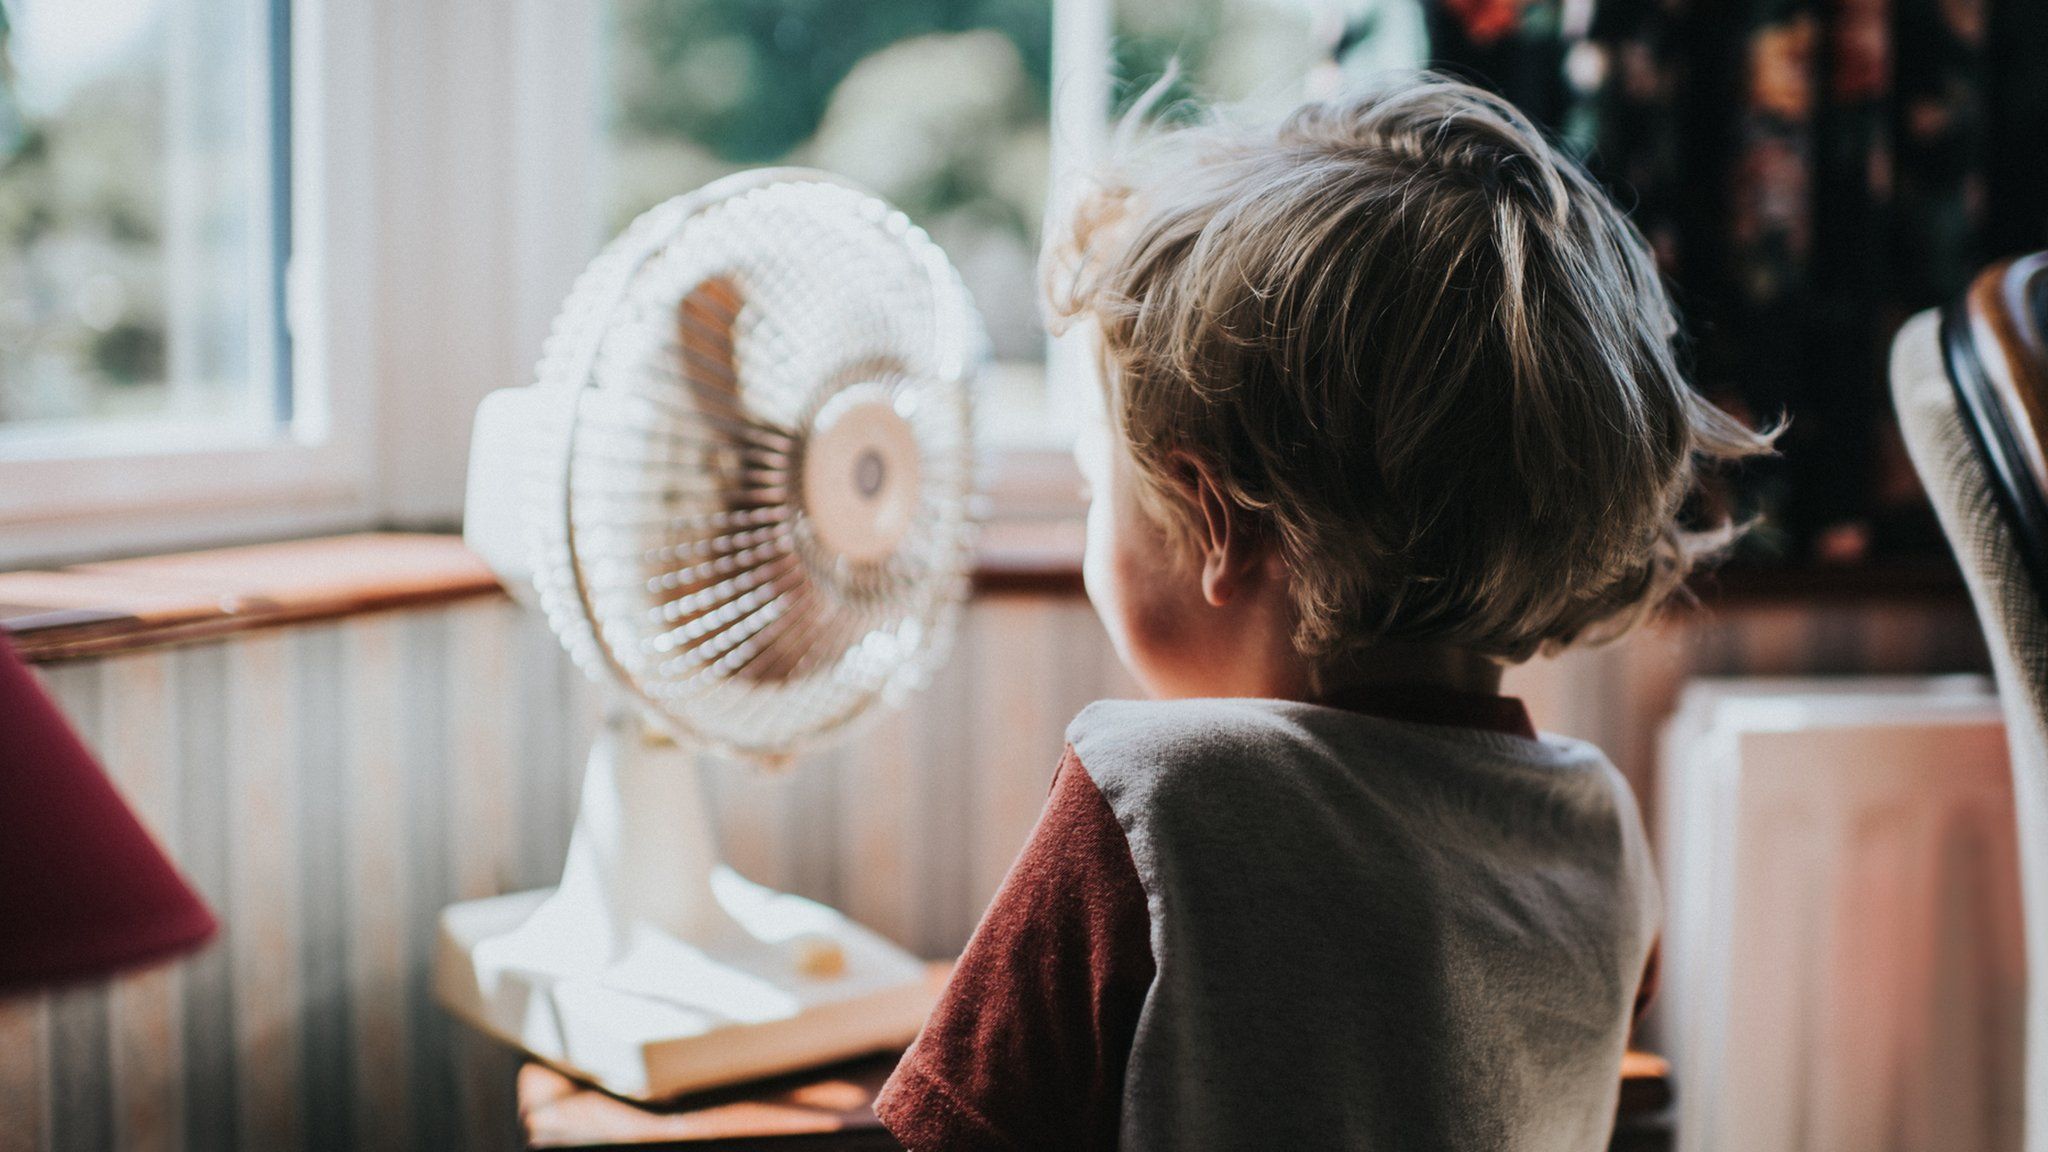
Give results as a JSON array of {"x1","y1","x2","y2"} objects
[{"x1": 876, "y1": 72, "x2": 1772, "y2": 1150}]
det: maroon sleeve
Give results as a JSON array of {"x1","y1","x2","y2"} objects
[{"x1": 875, "y1": 747, "x2": 1155, "y2": 1152}]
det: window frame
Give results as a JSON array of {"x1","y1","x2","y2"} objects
[{"x1": 0, "y1": 0, "x2": 379, "y2": 567}]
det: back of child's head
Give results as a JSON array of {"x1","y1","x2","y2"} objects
[{"x1": 1049, "y1": 71, "x2": 1774, "y2": 668}]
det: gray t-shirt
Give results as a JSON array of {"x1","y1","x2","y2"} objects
[{"x1": 1069, "y1": 697, "x2": 1659, "y2": 1151}]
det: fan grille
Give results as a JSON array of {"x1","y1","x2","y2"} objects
[{"x1": 529, "y1": 172, "x2": 979, "y2": 757}]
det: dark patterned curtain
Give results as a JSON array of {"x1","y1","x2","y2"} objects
[{"x1": 1418, "y1": 0, "x2": 2048, "y2": 567}]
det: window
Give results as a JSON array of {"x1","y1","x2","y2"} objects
[
  {"x1": 0, "y1": 0, "x2": 289, "y2": 450},
  {"x1": 1107, "y1": 0, "x2": 1424, "y2": 117},
  {"x1": 0, "y1": 0, "x2": 1426, "y2": 564},
  {"x1": 0, "y1": 0, "x2": 380, "y2": 567},
  {"x1": 604, "y1": 0, "x2": 1055, "y2": 450}
]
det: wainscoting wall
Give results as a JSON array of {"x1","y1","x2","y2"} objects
[{"x1": 0, "y1": 585, "x2": 1988, "y2": 1152}]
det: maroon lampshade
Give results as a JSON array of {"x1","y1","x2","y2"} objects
[{"x1": 0, "y1": 634, "x2": 217, "y2": 993}]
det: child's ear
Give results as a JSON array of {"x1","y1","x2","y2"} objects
[{"x1": 1174, "y1": 452, "x2": 1262, "y2": 609}]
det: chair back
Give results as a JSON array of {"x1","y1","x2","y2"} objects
[{"x1": 1893, "y1": 251, "x2": 2048, "y2": 1152}]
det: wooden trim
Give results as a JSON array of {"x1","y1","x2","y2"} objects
[
  {"x1": 0, "y1": 526, "x2": 1097, "y2": 665},
  {"x1": 0, "y1": 526, "x2": 1972, "y2": 666},
  {"x1": 1, "y1": 534, "x2": 502, "y2": 664}
]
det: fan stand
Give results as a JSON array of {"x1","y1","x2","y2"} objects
[{"x1": 434, "y1": 708, "x2": 939, "y2": 1101}]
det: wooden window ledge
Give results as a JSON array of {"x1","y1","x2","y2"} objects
[
  {"x1": 0, "y1": 534, "x2": 506, "y2": 664},
  {"x1": 0, "y1": 524, "x2": 1089, "y2": 665},
  {"x1": 0, "y1": 523, "x2": 1963, "y2": 666}
]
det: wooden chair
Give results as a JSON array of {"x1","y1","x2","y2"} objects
[{"x1": 1892, "y1": 251, "x2": 2048, "y2": 1152}]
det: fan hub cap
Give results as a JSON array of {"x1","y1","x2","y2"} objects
[{"x1": 802, "y1": 385, "x2": 922, "y2": 564}]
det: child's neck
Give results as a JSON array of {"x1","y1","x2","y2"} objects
[
  {"x1": 1179, "y1": 623, "x2": 1502, "y2": 704},
  {"x1": 1308, "y1": 642, "x2": 1504, "y2": 704}
]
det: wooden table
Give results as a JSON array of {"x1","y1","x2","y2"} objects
[
  {"x1": 519, "y1": 1049, "x2": 1675, "y2": 1150},
  {"x1": 520, "y1": 1052, "x2": 902, "y2": 1151}
]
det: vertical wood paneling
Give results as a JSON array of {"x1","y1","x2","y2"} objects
[
  {"x1": 45, "y1": 990, "x2": 112, "y2": 1152},
  {"x1": 838, "y1": 705, "x2": 918, "y2": 947},
  {"x1": 709, "y1": 749, "x2": 798, "y2": 893},
  {"x1": 0, "y1": 999, "x2": 49, "y2": 1152},
  {"x1": 446, "y1": 1029, "x2": 523, "y2": 1152},
  {"x1": 1054, "y1": 600, "x2": 1124, "y2": 720},
  {"x1": 784, "y1": 747, "x2": 847, "y2": 911},
  {"x1": 99, "y1": 654, "x2": 185, "y2": 1152},
  {"x1": 446, "y1": 601, "x2": 520, "y2": 905},
  {"x1": 441, "y1": 600, "x2": 524, "y2": 1152},
  {"x1": 38, "y1": 662, "x2": 114, "y2": 1152},
  {"x1": 513, "y1": 609, "x2": 578, "y2": 892},
  {"x1": 397, "y1": 611, "x2": 455, "y2": 1152},
  {"x1": 295, "y1": 626, "x2": 353, "y2": 1152},
  {"x1": 173, "y1": 644, "x2": 237, "y2": 1152},
  {"x1": 912, "y1": 607, "x2": 979, "y2": 956},
  {"x1": 340, "y1": 615, "x2": 411, "y2": 1152},
  {"x1": 971, "y1": 598, "x2": 1063, "y2": 908},
  {"x1": 225, "y1": 631, "x2": 303, "y2": 1151}
]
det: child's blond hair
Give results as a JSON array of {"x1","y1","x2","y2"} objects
[{"x1": 1048, "y1": 72, "x2": 1775, "y2": 667}]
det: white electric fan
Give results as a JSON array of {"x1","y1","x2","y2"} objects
[{"x1": 438, "y1": 169, "x2": 980, "y2": 1101}]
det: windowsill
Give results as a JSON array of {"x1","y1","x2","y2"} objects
[
  {"x1": 0, "y1": 524, "x2": 1092, "y2": 665},
  {"x1": 0, "y1": 525, "x2": 1971, "y2": 666},
  {"x1": 0, "y1": 533, "x2": 504, "y2": 664}
]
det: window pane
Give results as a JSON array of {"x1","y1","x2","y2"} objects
[
  {"x1": 605, "y1": 0, "x2": 1053, "y2": 364},
  {"x1": 1111, "y1": 0, "x2": 1425, "y2": 118},
  {"x1": 0, "y1": 0, "x2": 283, "y2": 440}
]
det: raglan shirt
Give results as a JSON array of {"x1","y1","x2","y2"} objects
[{"x1": 875, "y1": 689, "x2": 1661, "y2": 1152}]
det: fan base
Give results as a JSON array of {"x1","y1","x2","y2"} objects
[{"x1": 435, "y1": 868, "x2": 941, "y2": 1102}]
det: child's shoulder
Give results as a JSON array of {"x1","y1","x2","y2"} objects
[
  {"x1": 1067, "y1": 695, "x2": 1303, "y2": 754},
  {"x1": 1065, "y1": 694, "x2": 1602, "y2": 769},
  {"x1": 1065, "y1": 697, "x2": 1315, "y2": 788},
  {"x1": 1064, "y1": 695, "x2": 1623, "y2": 827}
]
